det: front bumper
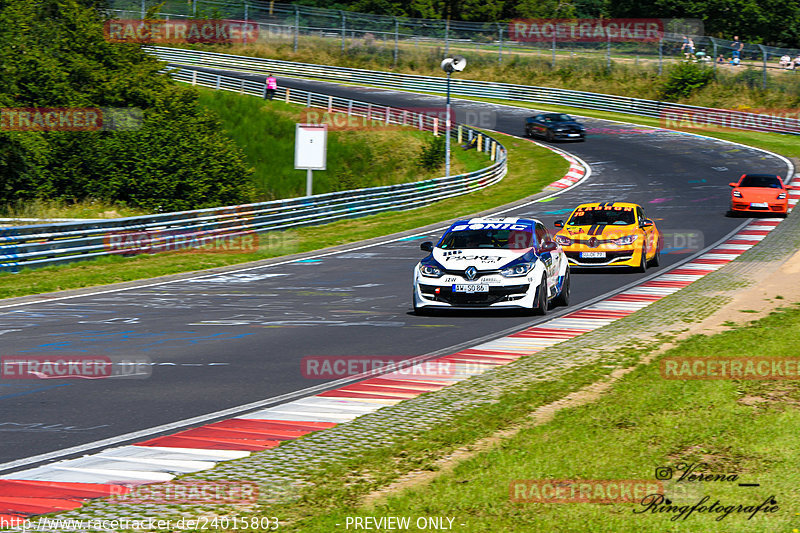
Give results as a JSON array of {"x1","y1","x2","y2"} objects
[
  {"x1": 552, "y1": 130, "x2": 585, "y2": 141},
  {"x1": 413, "y1": 279, "x2": 540, "y2": 310},
  {"x1": 731, "y1": 200, "x2": 788, "y2": 214},
  {"x1": 563, "y1": 245, "x2": 642, "y2": 267}
]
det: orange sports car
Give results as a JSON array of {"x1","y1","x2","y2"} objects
[{"x1": 729, "y1": 173, "x2": 793, "y2": 216}]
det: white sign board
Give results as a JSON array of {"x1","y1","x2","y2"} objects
[{"x1": 294, "y1": 123, "x2": 327, "y2": 170}]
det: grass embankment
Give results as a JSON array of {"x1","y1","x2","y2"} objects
[
  {"x1": 263, "y1": 304, "x2": 800, "y2": 532},
  {"x1": 196, "y1": 88, "x2": 487, "y2": 201},
  {"x1": 206, "y1": 39, "x2": 800, "y2": 110},
  {"x1": 0, "y1": 133, "x2": 562, "y2": 299},
  {"x1": 0, "y1": 199, "x2": 147, "y2": 221},
  {"x1": 0, "y1": 90, "x2": 486, "y2": 219}
]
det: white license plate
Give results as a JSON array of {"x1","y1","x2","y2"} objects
[
  {"x1": 452, "y1": 284, "x2": 489, "y2": 293},
  {"x1": 750, "y1": 202, "x2": 768, "y2": 208},
  {"x1": 568, "y1": 133, "x2": 580, "y2": 137},
  {"x1": 580, "y1": 251, "x2": 606, "y2": 258}
]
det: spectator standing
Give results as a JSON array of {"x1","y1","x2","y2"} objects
[
  {"x1": 265, "y1": 73, "x2": 277, "y2": 100},
  {"x1": 731, "y1": 36, "x2": 743, "y2": 64},
  {"x1": 681, "y1": 35, "x2": 695, "y2": 60}
]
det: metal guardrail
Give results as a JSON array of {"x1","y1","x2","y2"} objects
[
  {"x1": 0, "y1": 72, "x2": 506, "y2": 272},
  {"x1": 150, "y1": 47, "x2": 800, "y2": 135}
]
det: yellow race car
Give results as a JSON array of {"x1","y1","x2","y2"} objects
[{"x1": 553, "y1": 202, "x2": 661, "y2": 271}]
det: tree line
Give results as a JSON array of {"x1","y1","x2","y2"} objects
[{"x1": 0, "y1": 0, "x2": 254, "y2": 212}]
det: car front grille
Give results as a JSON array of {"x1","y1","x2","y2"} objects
[{"x1": 565, "y1": 251, "x2": 634, "y2": 265}]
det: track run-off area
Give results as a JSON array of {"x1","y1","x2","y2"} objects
[{"x1": 0, "y1": 68, "x2": 794, "y2": 520}]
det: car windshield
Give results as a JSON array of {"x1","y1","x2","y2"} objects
[
  {"x1": 740, "y1": 175, "x2": 782, "y2": 188},
  {"x1": 545, "y1": 114, "x2": 572, "y2": 122},
  {"x1": 439, "y1": 229, "x2": 534, "y2": 249},
  {"x1": 567, "y1": 208, "x2": 636, "y2": 226}
]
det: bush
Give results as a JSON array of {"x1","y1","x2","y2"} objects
[
  {"x1": 417, "y1": 135, "x2": 445, "y2": 171},
  {"x1": 659, "y1": 62, "x2": 716, "y2": 100},
  {"x1": 732, "y1": 67, "x2": 764, "y2": 90}
]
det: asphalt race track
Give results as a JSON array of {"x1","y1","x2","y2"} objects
[{"x1": 0, "y1": 69, "x2": 790, "y2": 473}]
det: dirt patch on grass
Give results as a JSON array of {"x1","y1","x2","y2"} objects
[
  {"x1": 678, "y1": 249, "x2": 800, "y2": 338},
  {"x1": 362, "y1": 362, "x2": 652, "y2": 508}
]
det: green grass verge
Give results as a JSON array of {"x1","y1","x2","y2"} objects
[
  {"x1": 196, "y1": 88, "x2": 488, "y2": 200},
  {"x1": 262, "y1": 305, "x2": 800, "y2": 532},
  {"x1": 0, "y1": 132, "x2": 565, "y2": 299}
]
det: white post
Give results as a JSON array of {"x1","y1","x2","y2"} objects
[
  {"x1": 445, "y1": 72, "x2": 451, "y2": 177},
  {"x1": 293, "y1": 6, "x2": 299, "y2": 52},
  {"x1": 307, "y1": 169, "x2": 313, "y2": 196}
]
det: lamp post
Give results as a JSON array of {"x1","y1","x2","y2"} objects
[{"x1": 440, "y1": 56, "x2": 466, "y2": 178}]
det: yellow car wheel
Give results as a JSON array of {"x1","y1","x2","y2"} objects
[{"x1": 635, "y1": 245, "x2": 648, "y2": 273}]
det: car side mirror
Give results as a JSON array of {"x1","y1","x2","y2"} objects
[
  {"x1": 420, "y1": 241, "x2": 434, "y2": 253},
  {"x1": 728, "y1": 182, "x2": 737, "y2": 187},
  {"x1": 540, "y1": 241, "x2": 557, "y2": 252},
  {"x1": 641, "y1": 219, "x2": 654, "y2": 228},
  {"x1": 786, "y1": 185, "x2": 794, "y2": 190},
  {"x1": 554, "y1": 220, "x2": 564, "y2": 228}
]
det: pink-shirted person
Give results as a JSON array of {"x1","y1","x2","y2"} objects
[{"x1": 265, "y1": 73, "x2": 277, "y2": 100}]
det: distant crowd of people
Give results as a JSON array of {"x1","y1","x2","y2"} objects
[{"x1": 681, "y1": 35, "x2": 799, "y2": 71}]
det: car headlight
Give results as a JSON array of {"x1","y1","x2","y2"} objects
[
  {"x1": 732, "y1": 190, "x2": 742, "y2": 198},
  {"x1": 419, "y1": 264, "x2": 443, "y2": 278},
  {"x1": 500, "y1": 262, "x2": 534, "y2": 277},
  {"x1": 778, "y1": 192, "x2": 787, "y2": 199},
  {"x1": 614, "y1": 234, "x2": 638, "y2": 245},
  {"x1": 554, "y1": 235, "x2": 572, "y2": 246}
]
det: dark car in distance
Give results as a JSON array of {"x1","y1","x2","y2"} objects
[{"x1": 525, "y1": 113, "x2": 586, "y2": 142}]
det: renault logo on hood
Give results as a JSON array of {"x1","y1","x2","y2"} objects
[{"x1": 464, "y1": 266, "x2": 478, "y2": 280}]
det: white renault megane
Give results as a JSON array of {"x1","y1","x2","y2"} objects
[{"x1": 412, "y1": 217, "x2": 570, "y2": 315}]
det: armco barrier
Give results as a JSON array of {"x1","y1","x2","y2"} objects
[
  {"x1": 0, "y1": 74, "x2": 506, "y2": 272},
  {"x1": 149, "y1": 46, "x2": 800, "y2": 135}
]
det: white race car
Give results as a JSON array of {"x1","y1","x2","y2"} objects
[{"x1": 413, "y1": 217, "x2": 570, "y2": 314}]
